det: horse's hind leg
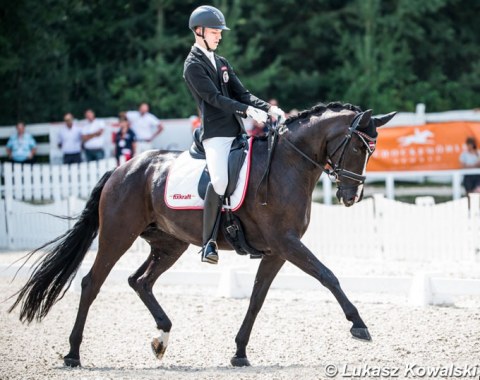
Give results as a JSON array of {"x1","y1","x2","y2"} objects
[
  {"x1": 64, "y1": 227, "x2": 142, "y2": 367},
  {"x1": 128, "y1": 230, "x2": 189, "y2": 360},
  {"x1": 231, "y1": 254, "x2": 285, "y2": 367}
]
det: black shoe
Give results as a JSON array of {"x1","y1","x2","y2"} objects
[{"x1": 201, "y1": 241, "x2": 219, "y2": 264}]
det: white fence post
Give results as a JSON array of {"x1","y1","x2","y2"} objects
[
  {"x1": 452, "y1": 172, "x2": 462, "y2": 200},
  {"x1": 321, "y1": 175, "x2": 332, "y2": 205},
  {"x1": 5, "y1": 195, "x2": 13, "y2": 249},
  {"x1": 385, "y1": 174, "x2": 395, "y2": 199},
  {"x1": 468, "y1": 193, "x2": 480, "y2": 261}
]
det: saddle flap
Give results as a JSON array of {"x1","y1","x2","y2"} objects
[{"x1": 197, "y1": 142, "x2": 248, "y2": 199}]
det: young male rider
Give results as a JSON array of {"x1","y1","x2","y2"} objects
[{"x1": 183, "y1": 5, "x2": 285, "y2": 264}]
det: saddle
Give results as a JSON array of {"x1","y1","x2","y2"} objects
[{"x1": 189, "y1": 129, "x2": 263, "y2": 259}]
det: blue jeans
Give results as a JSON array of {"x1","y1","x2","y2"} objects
[{"x1": 85, "y1": 149, "x2": 105, "y2": 162}]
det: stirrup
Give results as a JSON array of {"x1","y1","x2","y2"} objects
[{"x1": 201, "y1": 241, "x2": 219, "y2": 265}]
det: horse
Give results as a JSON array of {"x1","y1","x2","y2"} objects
[{"x1": 9, "y1": 102, "x2": 396, "y2": 367}]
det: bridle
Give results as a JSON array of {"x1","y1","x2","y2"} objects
[{"x1": 273, "y1": 112, "x2": 377, "y2": 186}]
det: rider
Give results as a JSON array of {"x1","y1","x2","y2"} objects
[{"x1": 183, "y1": 5, "x2": 285, "y2": 264}]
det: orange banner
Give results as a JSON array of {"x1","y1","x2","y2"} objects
[{"x1": 367, "y1": 122, "x2": 480, "y2": 171}]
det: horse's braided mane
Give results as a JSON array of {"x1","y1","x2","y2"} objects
[{"x1": 285, "y1": 102, "x2": 362, "y2": 125}]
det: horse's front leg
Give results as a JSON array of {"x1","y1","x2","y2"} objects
[
  {"x1": 231, "y1": 254, "x2": 285, "y2": 367},
  {"x1": 276, "y1": 234, "x2": 371, "y2": 341}
]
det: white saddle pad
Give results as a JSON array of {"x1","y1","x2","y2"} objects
[{"x1": 165, "y1": 138, "x2": 253, "y2": 211}]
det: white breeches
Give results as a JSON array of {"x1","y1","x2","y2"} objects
[{"x1": 202, "y1": 136, "x2": 236, "y2": 196}]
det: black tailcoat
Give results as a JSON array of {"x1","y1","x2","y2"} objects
[{"x1": 183, "y1": 46, "x2": 270, "y2": 141}]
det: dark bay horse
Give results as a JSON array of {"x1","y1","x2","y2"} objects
[{"x1": 9, "y1": 102, "x2": 395, "y2": 367}]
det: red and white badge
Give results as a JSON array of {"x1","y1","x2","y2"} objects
[{"x1": 221, "y1": 66, "x2": 229, "y2": 83}]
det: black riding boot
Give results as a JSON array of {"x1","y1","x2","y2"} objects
[{"x1": 202, "y1": 183, "x2": 223, "y2": 264}]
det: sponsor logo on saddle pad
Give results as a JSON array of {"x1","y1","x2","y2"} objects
[{"x1": 172, "y1": 193, "x2": 194, "y2": 200}]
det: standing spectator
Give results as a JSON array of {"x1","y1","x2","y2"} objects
[
  {"x1": 114, "y1": 113, "x2": 137, "y2": 165},
  {"x1": 126, "y1": 103, "x2": 164, "y2": 153},
  {"x1": 81, "y1": 109, "x2": 105, "y2": 161},
  {"x1": 58, "y1": 113, "x2": 83, "y2": 164},
  {"x1": 6, "y1": 121, "x2": 37, "y2": 164},
  {"x1": 460, "y1": 136, "x2": 480, "y2": 193},
  {"x1": 249, "y1": 119, "x2": 267, "y2": 137}
]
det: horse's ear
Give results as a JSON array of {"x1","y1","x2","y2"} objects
[
  {"x1": 372, "y1": 111, "x2": 397, "y2": 128},
  {"x1": 358, "y1": 109, "x2": 373, "y2": 129}
]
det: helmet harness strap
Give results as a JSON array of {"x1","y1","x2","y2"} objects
[{"x1": 195, "y1": 27, "x2": 214, "y2": 52}]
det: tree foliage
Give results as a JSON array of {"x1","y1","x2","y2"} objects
[{"x1": 1, "y1": 0, "x2": 479, "y2": 125}]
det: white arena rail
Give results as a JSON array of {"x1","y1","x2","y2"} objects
[
  {"x1": 320, "y1": 168, "x2": 480, "y2": 204},
  {"x1": 2, "y1": 159, "x2": 117, "y2": 201},
  {"x1": 1, "y1": 193, "x2": 479, "y2": 262},
  {"x1": 1, "y1": 193, "x2": 479, "y2": 306}
]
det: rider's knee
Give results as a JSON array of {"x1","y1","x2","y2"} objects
[{"x1": 211, "y1": 176, "x2": 228, "y2": 196}]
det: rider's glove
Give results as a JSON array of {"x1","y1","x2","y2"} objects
[
  {"x1": 268, "y1": 105, "x2": 286, "y2": 123},
  {"x1": 246, "y1": 106, "x2": 268, "y2": 123}
]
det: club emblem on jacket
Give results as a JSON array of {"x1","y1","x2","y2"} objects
[{"x1": 221, "y1": 66, "x2": 229, "y2": 83}]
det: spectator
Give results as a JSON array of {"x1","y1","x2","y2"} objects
[
  {"x1": 288, "y1": 108, "x2": 299, "y2": 118},
  {"x1": 249, "y1": 119, "x2": 267, "y2": 137},
  {"x1": 460, "y1": 136, "x2": 480, "y2": 193},
  {"x1": 6, "y1": 121, "x2": 37, "y2": 164},
  {"x1": 115, "y1": 113, "x2": 137, "y2": 166},
  {"x1": 126, "y1": 103, "x2": 164, "y2": 153},
  {"x1": 58, "y1": 113, "x2": 83, "y2": 164},
  {"x1": 81, "y1": 109, "x2": 105, "y2": 162},
  {"x1": 190, "y1": 111, "x2": 201, "y2": 133}
]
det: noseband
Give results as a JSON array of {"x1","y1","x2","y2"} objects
[{"x1": 274, "y1": 112, "x2": 376, "y2": 186}]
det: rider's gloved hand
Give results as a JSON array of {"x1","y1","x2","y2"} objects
[
  {"x1": 246, "y1": 106, "x2": 268, "y2": 123},
  {"x1": 268, "y1": 105, "x2": 286, "y2": 123}
]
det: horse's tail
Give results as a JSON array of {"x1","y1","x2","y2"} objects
[{"x1": 8, "y1": 169, "x2": 115, "y2": 323}]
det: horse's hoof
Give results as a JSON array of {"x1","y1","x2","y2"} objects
[
  {"x1": 350, "y1": 327, "x2": 372, "y2": 341},
  {"x1": 151, "y1": 331, "x2": 169, "y2": 360},
  {"x1": 64, "y1": 355, "x2": 81, "y2": 367},
  {"x1": 231, "y1": 355, "x2": 251, "y2": 367}
]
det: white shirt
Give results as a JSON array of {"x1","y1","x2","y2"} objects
[
  {"x1": 194, "y1": 43, "x2": 216, "y2": 69},
  {"x1": 81, "y1": 119, "x2": 105, "y2": 150},
  {"x1": 58, "y1": 124, "x2": 83, "y2": 154},
  {"x1": 460, "y1": 150, "x2": 480, "y2": 167},
  {"x1": 126, "y1": 111, "x2": 161, "y2": 141}
]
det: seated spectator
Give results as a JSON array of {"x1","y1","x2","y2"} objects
[
  {"x1": 126, "y1": 103, "x2": 164, "y2": 154},
  {"x1": 459, "y1": 136, "x2": 480, "y2": 193},
  {"x1": 6, "y1": 121, "x2": 37, "y2": 164},
  {"x1": 58, "y1": 113, "x2": 83, "y2": 164},
  {"x1": 115, "y1": 113, "x2": 137, "y2": 166},
  {"x1": 81, "y1": 109, "x2": 105, "y2": 162}
]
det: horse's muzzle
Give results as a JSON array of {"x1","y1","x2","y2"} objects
[{"x1": 336, "y1": 187, "x2": 363, "y2": 207}]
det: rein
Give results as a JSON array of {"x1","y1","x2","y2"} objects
[{"x1": 257, "y1": 112, "x2": 376, "y2": 204}]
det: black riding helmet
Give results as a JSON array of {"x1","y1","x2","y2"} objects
[{"x1": 189, "y1": 5, "x2": 230, "y2": 32}]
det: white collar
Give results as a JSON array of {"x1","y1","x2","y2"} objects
[{"x1": 194, "y1": 43, "x2": 215, "y2": 63}]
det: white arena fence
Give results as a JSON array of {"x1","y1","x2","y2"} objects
[
  {"x1": 1, "y1": 159, "x2": 479, "y2": 305},
  {"x1": 1, "y1": 160, "x2": 480, "y2": 261}
]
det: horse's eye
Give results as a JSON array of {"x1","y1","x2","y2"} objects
[{"x1": 352, "y1": 147, "x2": 359, "y2": 153}]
